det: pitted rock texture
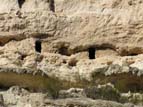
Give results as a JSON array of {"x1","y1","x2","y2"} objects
[
  {"x1": 0, "y1": 87, "x2": 134, "y2": 107},
  {"x1": 0, "y1": 86, "x2": 142, "y2": 107},
  {"x1": 0, "y1": 0, "x2": 143, "y2": 83},
  {"x1": 0, "y1": 0, "x2": 143, "y2": 106}
]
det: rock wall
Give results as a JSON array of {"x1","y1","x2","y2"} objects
[
  {"x1": 0, "y1": 0, "x2": 143, "y2": 106},
  {"x1": 0, "y1": 0, "x2": 51, "y2": 12},
  {"x1": 0, "y1": 0, "x2": 143, "y2": 78}
]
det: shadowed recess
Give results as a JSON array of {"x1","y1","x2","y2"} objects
[
  {"x1": 0, "y1": 72, "x2": 61, "y2": 98},
  {"x1": 35, "y1": 40, "x2": 42, "y2": 53},
  {"x1": 18, "y1": 0, "x2": 25, "y2": 8},
  {"x1": 48, "y1": 0, "x2": 55, "y2": 12},
  {"x1": 88, "y1": 47, "x2": 96, "y2": 59},
  {"x1": 91, "y1": 72, "x2": 143, "y2": 93}
]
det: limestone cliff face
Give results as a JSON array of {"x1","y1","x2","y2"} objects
[
  {"x1": 1, "y1": 0, "x2": 143, "y2": 106},
  {"x1": 1, "y1": 0, "x2": 143, "y2": 55},
  {"x1": 55, "y1": 0, "x2": 143, "y2": 56},
  {"x1": 0, "y1": 0, "x2": 143, "y2": 90}
]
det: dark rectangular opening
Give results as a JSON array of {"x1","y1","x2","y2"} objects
[
  {"x1": 18, "y1": 0, "x2": 25, "y2": 8},
  {"x1": 48, "y1": 0, "x2": 55, "y2": 12},
  {"x1": 88, "y1": 47, "x2": 96, "y2": 59},
  {"x1": 35, "y1": 40, "x2": 42, "y2": 53}
]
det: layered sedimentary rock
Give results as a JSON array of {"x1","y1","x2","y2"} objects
[{"x1": 0, "y1": 0, "x2": 143, "y2": 106}]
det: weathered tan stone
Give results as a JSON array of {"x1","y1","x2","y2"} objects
[{"x1": 0, "y1": 0, "x2": 143, "y2": 106}]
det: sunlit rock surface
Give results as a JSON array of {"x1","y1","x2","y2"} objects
[{"x1": 0, "y1": 0, "x2": 143, "y2": 106}]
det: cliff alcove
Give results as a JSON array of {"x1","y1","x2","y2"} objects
[
  {"x1": 88, "y1": 47, "x2": 96, "y2": 59},
  {"x1": 18, "y1": 0, "x2": 25, "y2": 8},
  {"x1": 0, "y1": 0, "x2": 143, "y2": 106},
  {"x1": 48, "y1": 0, "x2": 55, "y2": 12},
  {"x1": 35, "y1": 40, "x2": 42, "y2": 53}
]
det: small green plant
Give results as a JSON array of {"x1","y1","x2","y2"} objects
[
  {"x1": 84, "y1": 85, "x2": 121, "y2": 102},
  {"x1": 43, "y1": 76, "x2": 62, "y2": 99}
]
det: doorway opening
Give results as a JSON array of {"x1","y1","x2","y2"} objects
[
  {"x1": 88, "y1": 47, "x2": 96, "y2": 59},
  {"x1": 48, "y1": 0, "x2": 55, "y2": 12},
  {"x1": 18, "y1": 0, "x2": 25, "y2": 8},
  {"x1": 35, "y1": 40, "x2": 42, "y2": 53}
]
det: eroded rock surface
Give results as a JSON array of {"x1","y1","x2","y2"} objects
[
  {"x1": 0, "y1": 86, "x2": 142, "y2": 107},
  {"x1": 0, "y1": 0, "x2": 143, "y2": 106}
]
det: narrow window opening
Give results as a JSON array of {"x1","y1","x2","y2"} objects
[
  {"x1": 35, "y1": 40, "x2": 42, "y2": 53},
  {"x1": 48, "y1": 0, "x2": 55, "y2": 12},
  {"x1": 88, "y1": 47, "x2": 96, "y2": 59},
  {"x1": 18, "y1": 0, "x2": 25, "y2": 8}
]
